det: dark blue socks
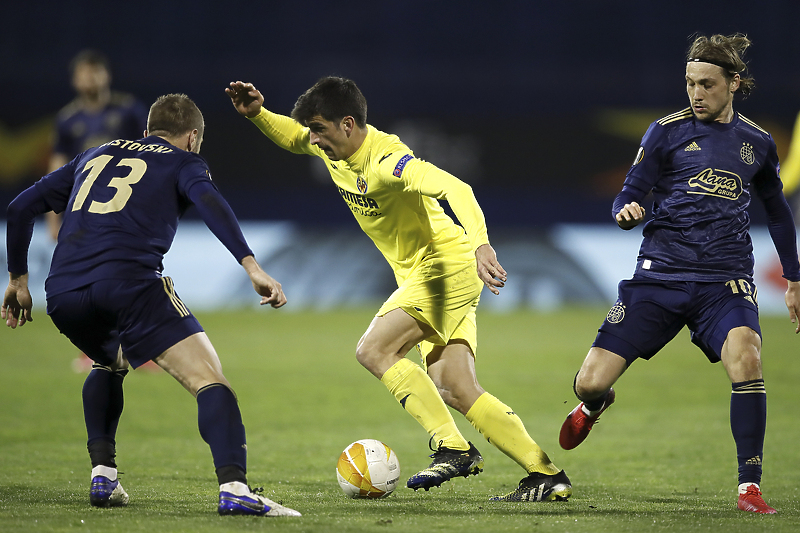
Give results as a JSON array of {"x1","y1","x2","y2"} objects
[
  {"x1": 83, "y1": 365, "x2": 127, "y2": 468},
  {"x1": 730, "y1": 379, "x2": 766, "y2": 485},
  {"x1": 196, "y1": 384, "x2": 247, "y2": 485}
]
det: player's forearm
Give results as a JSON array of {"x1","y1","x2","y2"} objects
[
  {"x1": 6, "y1": 186, "x2": 50, "y2": 275},
  {"x1": 187, "y1": 181, "x2": 254, "y2": 263},
  {"x1": 412, "y1": 163, "x2": 490, "y2": 250},
  {"x1": 445, "y1": 183, "x2": 490, "y2": 251},
  {"x1": 763, "y1": 192, "x2": 800, "y2": 281},
  {"x1": 248, "y1": 107, "x2": 313, "y2": 155},
  {"x1": 240, "y1": 255, "x2": 262, "y2": 277},
  {"x1": 7, "y1": 272, "x2": 28, "y2": 286},
  {"x1": 612, "y1": 184, "x2": 648, "y2": 222}
]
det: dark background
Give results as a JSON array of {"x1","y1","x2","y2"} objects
[{"x1": 3, "y1": 0, "x2": 799, "y2": 226}]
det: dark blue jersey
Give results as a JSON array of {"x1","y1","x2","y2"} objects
[
  {"x1": 617, "y1": 108, "x2": 796, "y2": 282},
  {"x1": 53, "y1": 92, "x2": 148, "y2": 158},
  {"x1": 33, "y1": 136, "x2": 250, "y2": 297}
]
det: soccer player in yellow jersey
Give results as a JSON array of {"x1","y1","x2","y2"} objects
[{"x1": 226, "y1": 78, "x2": 571, "y2": 501}]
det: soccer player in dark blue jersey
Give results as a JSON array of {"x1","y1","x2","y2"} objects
[
  {"x1": 3, "y1": 94, "x2": 301, "y2": 517},
  {"x1": 559, "y1": 34, "x2": 800, "y2": 515}
]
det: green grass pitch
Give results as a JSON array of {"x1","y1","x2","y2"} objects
[{"x1": 1, "y1": 306, "x2": 798, "y2": 532}]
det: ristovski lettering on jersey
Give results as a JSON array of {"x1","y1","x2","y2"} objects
[
  {"x1": 337, "y1": 186, "x2": 382, "y2": 217},
  {"x1": 101, "y1": 139, "x2": 174, "y2": 153},
  {"x1": 687, "y1": 168, "x2": 742, "y2": 200}
]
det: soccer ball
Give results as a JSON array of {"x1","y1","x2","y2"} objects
[{"x1": 336, "y1": 439, "x2": 400, "y2": 498}]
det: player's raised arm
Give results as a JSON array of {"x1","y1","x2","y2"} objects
[
  {"x1": 228, "y1": 80, "x2": 314, "y2": 156},
  {"x1": 226, "y1": 81, "x2": 264, "y2": 118}
]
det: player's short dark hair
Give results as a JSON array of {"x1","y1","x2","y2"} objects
[
  {"x1": 686, "y1": 33, "x2": 755, "y2": 96},
  {"x1": 291, "y1": 76, "x2": 368, "y2": 128},
  {"x1": 69, "y1": 49, "x2": 110, "y2": 75},
  {"x1": 147, "y1": 94, "x2": 205, "y2": 139}
]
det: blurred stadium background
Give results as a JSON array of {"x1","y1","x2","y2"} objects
[{"x1": 3, "y1": 0, "x2": 800, "y2": 313}]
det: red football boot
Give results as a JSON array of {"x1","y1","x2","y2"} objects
[
  {"x1": 737, "y1": 484, "x2": 777, "y2": 514},
  {"x1": 559, "y1": 388, "x2": 615, "y2": 450}
]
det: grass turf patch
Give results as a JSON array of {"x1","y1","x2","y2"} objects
[{"x1": 1, "y1": 307, "x2": 798, "y2": 531}]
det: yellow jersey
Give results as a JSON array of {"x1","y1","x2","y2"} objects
[
  {"x1": 780, "y1": 110, "x2": 800, "y2": 195},
  {"x1": 249, "y1": 108, "x2": 490, "y2": 285}
]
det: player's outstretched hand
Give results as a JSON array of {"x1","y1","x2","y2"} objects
[
  {"x1": 241, "y1": 256, "x2": 287, "y2": 308},
  {"x1": 476, "y1": 244, "x2": 506, "y2": 295},
  {"x1": 251, "y1": 271, "x2": 287, "y2": 308},
  {"x1": 785, "y1": 280, "x2": 800, "y2": 334},
  {"x1": 226, "y1": 81, "x2": 264, "y2": 119},
  {"x1": 2, "y1": 274, "x2": 33, "y2": 328},
  {"x1": 616, "y1": 202, "x2": 646, "y2": 230}
]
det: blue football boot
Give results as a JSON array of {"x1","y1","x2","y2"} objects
[{"x1": 218, "y1": 482, "x2": 301, "y2": 517}]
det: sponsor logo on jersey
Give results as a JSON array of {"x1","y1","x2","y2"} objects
[
  {"x1": 393, "y1": 154, "x2": 414, "y2": 177},
  {"x1": 606, "y1": 302, "x2": 625, "y2": 324},
  {"x1": 632, "y1": 146, "x2": 644, "y2": 165},
  {"x1": 687, "y1": 168, "x2": 743, "y2": 200},
  {"x1": 357, "y1": 175, "x2": 367, "y2": 193},
  {"x1": 337, "y1": 186, "x2": 382, "y2": 217},
  {"x1": 684, "y1": 141, "x2": 701, "y2": 152},
  {"x1": 740, "y1": 142, "x2": 755, "y2": 165},
  {"x1": 337, "y1": 186, "x2": 379, "y2": 209}
]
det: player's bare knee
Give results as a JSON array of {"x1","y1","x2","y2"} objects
[
  {"x1": 355, "y1": 342, "x2": 386, "y2": 377},
  {"x1": 722, "y1": 327, "x2": 763, "y2": 380}
]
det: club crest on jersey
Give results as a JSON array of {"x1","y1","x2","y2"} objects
[
  {"x1": 606, "y1": 302, "x2": 625, "y2": 324},
  {"x1": 688, "y1": 168, "x2": 742, "y2": 200},
  {"x1": 393, "y1": 154, "x2": 414, "y2": 177},
  {"x1": 740, "y1": 142, "x2": 755, "y2": 165},
  {"x1": 357, "y1": 175, "x2": 367, "y2": 193}
]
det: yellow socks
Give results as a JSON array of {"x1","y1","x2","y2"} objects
[
  {"x1": 381, "y1": 358, "x2": 469, "y2": 450},
  {"x1": 466, "y1": 392, "x2": 560, "y2": 475}
]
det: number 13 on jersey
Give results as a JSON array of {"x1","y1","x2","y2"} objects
[{"x1": 72, "y1": 155, "x2": 147, "y2": 214}]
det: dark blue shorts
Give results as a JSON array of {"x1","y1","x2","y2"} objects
[
  {"x1": 593, "y1": 275, "x2": 761, "y2": 365},
  {"x1": 47, "y1": 277, "x2": 204, "y2": 369}
]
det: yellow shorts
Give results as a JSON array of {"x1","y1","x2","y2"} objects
[{"x1": 377, "y1": 259, "x2": 482, "y2": 366}]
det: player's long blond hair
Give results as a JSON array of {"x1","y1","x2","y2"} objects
[{"x1": 687, "y1": 33, "x2": 755, "y2": 97}]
